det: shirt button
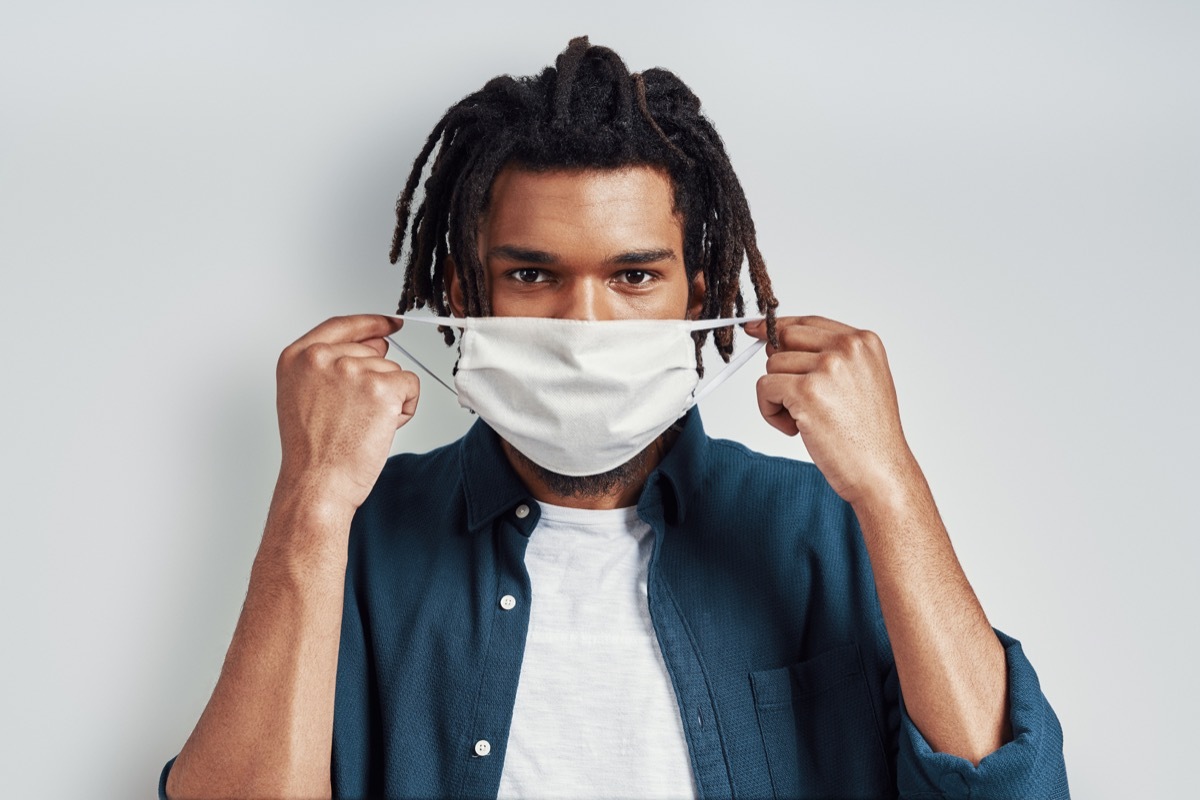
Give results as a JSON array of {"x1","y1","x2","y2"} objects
[
  {"x1": 499, "y1": 594, "x2": 517, "y2": 611},
  {"x1": 473, "y1": 739, "x2": 491, "y2": 757},
  {"x1": 514, "y1": 504, "x2": 530, "y2": 519}
]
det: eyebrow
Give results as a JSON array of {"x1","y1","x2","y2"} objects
[
  {"x1": 488, "y1": 245, "x2": 557, "y2": 264},
  {"x1": 610, "y1": 248, "x2": 677, "y2": 265},
  {"x1": 487, "y1": 245, "x2": 678, "y2": 265}
]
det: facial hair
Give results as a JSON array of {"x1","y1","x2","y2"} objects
[{"x1": 507, "y1": 423, "x2": 682, "y2": 500}]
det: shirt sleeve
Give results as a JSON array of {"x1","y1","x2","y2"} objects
[
  {"x1": 158, "y1": 756, "x2": 176, "y2": 800},
  {"x1": 894, "y1": 629, "x2": 1070, "y2": 799}
]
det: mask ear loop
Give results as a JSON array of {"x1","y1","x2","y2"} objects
[
  {"x1": 690, "y1": 337, "x2": 767, "y2": 406},
  {"x1": 686, "y1": 315, "x2": 765, "y2": 331},
  {"x1": 383, "y1": 315, "x2": 459, "y2": 397},
  {"x1": 686, "y1": 316, "x2": 769, "y2": 406}
]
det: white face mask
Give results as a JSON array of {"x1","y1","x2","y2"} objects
[{"x1": 388, "y1": 315, "x2": 765, "y2": 477}]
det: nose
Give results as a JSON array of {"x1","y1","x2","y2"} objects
[{"x1": 557, "y1": 278, "x2": 615, "y2": 321}]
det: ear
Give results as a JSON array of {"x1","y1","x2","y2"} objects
[
  {"x1": 686, "y1": 270, "x2": 707, "y2": 320},
  {"x1": 446, "y1": 256, "x2": 466, "y2": 317}
]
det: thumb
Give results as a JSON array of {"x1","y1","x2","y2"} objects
[{"x1": 743, "y1": 319, "x2": 768, "y2": 340}]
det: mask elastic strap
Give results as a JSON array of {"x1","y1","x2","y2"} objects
[
  {"x1": 686, "y1": 315, "x2": 765, "y2": 332},
  {"x1": 687, "y1": 315, "x2": 768, "y2": 405},
  {"x1": 690, "y1": 337, "x2": 767, "y2": 406},
  {"x1": 384, "y1": 315, "x2": 459, "y2": 397}
]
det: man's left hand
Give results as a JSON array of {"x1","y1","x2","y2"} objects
[{"x1": 746, "y1": 316, "x2": 918, "y2": 508}]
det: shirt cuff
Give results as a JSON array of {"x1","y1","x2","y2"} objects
[
  {"x1": 158, "y1": 756, "x2": 176, "y2": 800},
  {"x1": 896, "y1": 629, "x2": 1070, "y2": 799}
]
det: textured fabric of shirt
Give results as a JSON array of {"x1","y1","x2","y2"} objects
[
  {"x1": 496, "y1": 502, "x2": 696, "y2": 799},
  {"x1": 160, "y1": 407, "x2": 1070, "y2": 799}
]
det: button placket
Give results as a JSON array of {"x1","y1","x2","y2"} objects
[{"x1": 454, "y1": 504, "x2": 533, "y2": 797}]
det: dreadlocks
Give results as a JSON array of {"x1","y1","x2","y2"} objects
[{"x1": 389, "y1": 35, "x2": 780, "y2": 373}]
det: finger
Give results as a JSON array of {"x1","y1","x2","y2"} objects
[
  {"x1": 744, "y1": 319, "x2": 769, "y2": 339},
  {"x1": 375, "y1": 369, "x2": 421, "y2": 420},
  {"x1": 755, "y1": 374, "x2": 802, "y2": 437},
  {"x1": 770, "y1": 324, "x2": 839, "y2": 356},
  {"x1": 351, "y1": 366, "x2": 421, "y2": 419},
  {"x1": 746, "y1": 315, "x2": 858, "y2": 341},
  {"x1": 360, "y1": 336, "x2": 389, "y2": 359},
  {"x1": 788, "y1": 315, "x2": 857, "y2": 333},
  {"x1": 294, "y1": 314, "x2": 403, "y2": 348},
  {"x1": 292, "y1": 341, "x2": 397, "y2": 371},
  {"x1": 765, "y1": 351, "x2": 821, "y2": 375},
  {"x1": 323, "y1": 341, "x2": 393, "y2": 360},
  {"x1": 338, "y1": 355, "x2": 405, "y2": 374},
  {"x1": 398, "y1": 371, "x2": 420, "y2": 418}
]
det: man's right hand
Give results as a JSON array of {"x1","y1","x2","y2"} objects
[
  {"x1": 275, "y1": 314, "x2": 419, "y2": 513},
  {"x1": 166, "y1": 314, "x2": 416, "y2": 799}
]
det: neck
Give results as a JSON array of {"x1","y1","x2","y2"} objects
[{"x1": 500, "y1": 427, "x2": 680, "y2": 510}]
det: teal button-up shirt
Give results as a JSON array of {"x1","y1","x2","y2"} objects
[{"x1": 161, "y1": 408, "x2": 1069, "y2": 799}]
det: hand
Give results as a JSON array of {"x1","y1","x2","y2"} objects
[
  {"x1": 746, "y1": 316, "x2": 918, "y2": 507},
  {"x1": 275, "y1": 314, "x2": 419, "y2": 512}
]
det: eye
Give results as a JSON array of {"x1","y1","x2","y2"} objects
[
  {"x1": 511, "y1": 268, "x2": 547, "y2": 284},
  {"x1": 616, "y1": 269, "x2": 652, "y2": 285}
]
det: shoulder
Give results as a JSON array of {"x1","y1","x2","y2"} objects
[
  {"x1": 698, "y1": 435, "x2": 849, "y2": 521},
  {"x1": 352, "y1": 437, "x2": 466, "y2": 535},
  {"x1": 704, "y1": 435, "x2": 824, "y2": 481},
  {"x1": 377, "y1": 438, "x2": 463, "y2": 490}
]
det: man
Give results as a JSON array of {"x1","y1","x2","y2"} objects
[{"x1": 162, "y1": 37, "x2": 1068, "y2": 799}]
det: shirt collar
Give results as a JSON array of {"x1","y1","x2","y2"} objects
[
  {"x1": 644, "y1": 405, "x2": 708, "y2": 526},
  {"x1": 459, "y1": 417, "x2": 535, "y2": 533},
  {"x1": 458, "y1": 406, "x2": 710, "y2": 532}
]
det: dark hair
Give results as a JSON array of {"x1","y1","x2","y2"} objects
[{"x1": 390, "y1": 36, "x2": 779, "y2": 372}]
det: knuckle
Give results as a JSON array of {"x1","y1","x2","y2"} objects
[
  {"x1": 366, "y1": 372, "x2": 391, "y2": 398},
  {"x1": 335, "y1": 355, "x2": 359, "y2": 376},
  {"x1": 850, "y1": 329, "x2": 876, "y2": 349},
  {"x1": 838, "y1": 333, "x2": 864, "y2": 355},
  {"x1": 303, "y1": 342, "x2": 332, "y2": 368}
]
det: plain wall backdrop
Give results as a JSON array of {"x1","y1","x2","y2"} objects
[{"x1": 2, "y1": 2, "x2": 1196, "y2": 798}]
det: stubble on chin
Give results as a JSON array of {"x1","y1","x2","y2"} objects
[{"x1": 508, "y1": 444, "x2": 657, "y2": 499}]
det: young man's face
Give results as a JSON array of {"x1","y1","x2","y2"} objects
[{"x1": 451, "y1": 164, "x2": 705, "y2": 320}]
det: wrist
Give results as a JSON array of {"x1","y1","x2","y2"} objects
[
  {"x1": 848, "y1": 454, "x2": 932, "y2": 533},
  {"x1": 259, "y1": 470, "x2": 360, "y2": 576},
  {"x1": 276, "y1": 457, "x2": 370, "y2": 517}
]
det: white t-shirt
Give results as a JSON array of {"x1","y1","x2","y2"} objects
[{"x1": 497, "y1": 502, "x2": 697, "y2": 800}]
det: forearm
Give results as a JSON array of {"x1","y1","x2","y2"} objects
[
  {"x1": 852, "y1": 457, "x2": 1010, "y2": 766},
  {"x1": 166, "y1": 479, "x2": 355, "y2": 800}
]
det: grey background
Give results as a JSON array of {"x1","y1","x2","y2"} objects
[{"x1": 2, "y1": 2, "x2": 1196, "y2": 798}]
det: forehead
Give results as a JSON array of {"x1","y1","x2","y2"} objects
[{"x1": 482, "y1": 165, "x2": 682, "y2": 251}]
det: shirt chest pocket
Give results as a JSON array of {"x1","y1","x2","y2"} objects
[{"x1": 749, "y1": 642, "x2": 892, "y2": 800}]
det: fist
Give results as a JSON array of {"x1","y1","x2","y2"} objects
[
  {"x1": 747, "y1": 316, "x2": 916, "y2": 507},
  {"x1": 275, "y1": 314, "x2": 420, "y2": 511}
]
